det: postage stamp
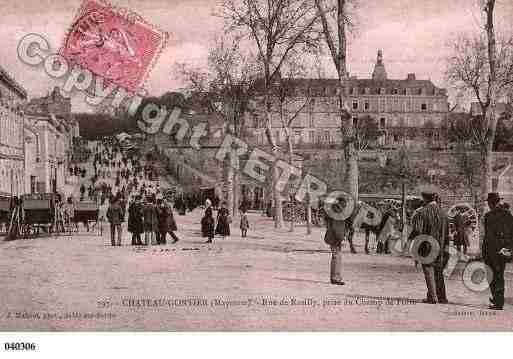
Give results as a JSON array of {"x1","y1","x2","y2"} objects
[{"x1": 60, "y1": 0, "x2": 168, "y2": 93}]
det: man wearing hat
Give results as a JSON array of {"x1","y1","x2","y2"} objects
[
  {"x1": 483, "y1": 192, "x2": 513, "y2": 310},
  {"x1": 323, "y1": 195, "x2": 352, "y2": 285},
  {"x1": 411, "y1": 185, "x2": 449, "y2": 304}
]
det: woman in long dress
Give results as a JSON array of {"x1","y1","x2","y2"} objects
[
  {"x1": 201, "y1": 206, "x2": 215, "y2": 243},
  {"x1": 215, "y1": 201, "x2": 230, "y2": 238}
]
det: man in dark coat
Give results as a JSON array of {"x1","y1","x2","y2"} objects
[
  {"x1": 483, "y1": 192, "x2": 513, "y2": 310},
  {"x1": 323, "y1": 196, "x2": 349, "y2": 285},
  {"x1": 156, "y1": 199, "x2": 169, "y2": 245},
  {"x1": 411, "y1": 186, "x2": 449, "y2": 304},
  {"x1": 166, "y1": 200, "x2": 180, "y2": 243},
  {"x1": 128, "y1": 196, "x2": 143, "y2": 245},
  {"x1": 106, "y1": 196, "x2": 124, "y2": 246}
]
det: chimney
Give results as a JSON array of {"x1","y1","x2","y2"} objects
[{"x1": 407, "y1": 73, "x2": 416, "y2": 81}]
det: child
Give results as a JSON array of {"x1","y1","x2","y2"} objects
[{"x1": 240, "y1": 208, "x2": 249, "y2": 238}]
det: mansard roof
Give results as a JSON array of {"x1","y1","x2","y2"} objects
[{"x1": 263, "y1": 77, "x2": 446, "y2": 97}]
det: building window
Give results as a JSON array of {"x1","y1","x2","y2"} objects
[
  {"x1": 393, "y1": 88, "x2": 398, "y2": 95},
  {"x1": 308, "y1": 115, "x2": 314, "y2": 128},
  {"x1": 353, "y1": 117, "x2": 359, "y2": 127},
  {"x1": 421, "y1": 103, "x2": 427, "y2": 111},
  {"x1": 394, "y1": 98, "x2": 400, "y2": 111},
  {"x1": 30, "y1": 176, "x2": 36, "y2": 193},
  {"x1": 380, "y1": 118, "x2": 386, "y2": 128},
  {"x1": 364, "y1": 101, "x2": 370, "y2": 111},
  {"x1": 294, "y1": 130, "x2": 302, "y2": 144},
  {"x1": 324, "y1": 130, "x2": 331, "y2": 143},
  {"x1": 35, "y1": 134, "x2": 40, "y2": 157},
  {"x1": 352, "y1": 100, "x2": 358, "y2": 110},
  {"x1": 377, "y1": 99, "x2": 382, "y2": 112},
  {"x1": 308, "y1": 130, "x2": 315, "y2": 143}
]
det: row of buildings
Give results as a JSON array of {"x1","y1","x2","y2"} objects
[
  {"x1": 248, "y1": 50, "x2": 450, "y2": 150},
  {"x1": 0, "y1": 65, "x2": 79, "y2": 199}
]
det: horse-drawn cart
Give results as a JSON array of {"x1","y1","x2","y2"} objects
[
  {"x1": 0, "y1": 198, "x2": 11, "y2": 235},
  {"x1": 20, "y1": 193, "x2": 57, "y2": 237},
  {"x1": 73, "y1": 201, "x2": 102, "y2": 236}
]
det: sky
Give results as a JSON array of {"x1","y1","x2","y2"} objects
[{"x1": 1, "y1": 0, "x2": 513, "y2": 112}]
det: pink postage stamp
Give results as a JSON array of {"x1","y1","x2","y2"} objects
[{"x1": 61, "y1": 0, "x2": 168, "y2": 93}]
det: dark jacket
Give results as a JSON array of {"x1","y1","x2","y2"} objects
[
  {"x1": 107, "y1": 202, "x2": 124, "y2": 225},
  {"x1": 484, "y1": 207, "x2": 513, "y2": 266},
  {"x1": 215, "y1": 207, "x2": 231, "y2": 236},
  {"x1": 157, "y1": 205, "x2": 170, "y2": 233},
  {"x1": 323, "y1": 216, "x2": 347, "y2": 247},
  {"x1": 201, "y1": 207, "x2": 215, "y2": 238},
  {"x1": 411, "y1": 201, "x2": 449, "y2": 267},
  {"x1": 127, "y1": 202, "x2": 143, "y2": 234},
  {"x1": 143, "y1": 203, "x2": 158, "y2": 232}
]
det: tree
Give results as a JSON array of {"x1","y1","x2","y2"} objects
[
  {"x1": 315, "y1": 0, "x2": 357, "y2": 201},
  {"x1": 271, "y1": 70, "x2": 312, "y2": 232},
  {"x1": 219, "y1": 0, "x2": 323, "y2": 228},
  {"x1": 445, "y1": 0, "x2": 513, "y2": 252},
  {"x1": 354, "y1": 115, "x2": 381, "y2": 151},
  {"x1": 177, "y1": 38, "x2": 259, "y2": 217},
  {"x1": 453, "y1": 141, "x2": 480, "y2": 208},
  {"x1": 448, "y1": 113, "x2": 513, "y2": 151},
  {"x1": 382, "y1": 143, "x2": 424, "y2": 250}
]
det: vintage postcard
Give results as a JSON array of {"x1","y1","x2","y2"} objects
[{"x1": 1, "y1": 0, "x2": 513, "y2": 337}]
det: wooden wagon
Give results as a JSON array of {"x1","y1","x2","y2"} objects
[
  {"x1": 20, "y1": 193, "x2": 57, "y2": 237},
  {"x1": 0, "y1": 198, "x2": 11, "y2": 234},
  {"x1": 73, "y1": 201, "x2": 102, "y2": 236}
]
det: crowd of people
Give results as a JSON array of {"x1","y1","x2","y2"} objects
[
  {"x1": 66, "y1": 136, "x2": 250, "y2": 247},
  {"x1": 323, "y1": 186, "x2": 513, "y2": 310}
]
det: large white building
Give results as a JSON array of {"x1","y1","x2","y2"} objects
[
  {"x1": 248, "y1": 50, "x2": 450, "y2": 150},
  {"x1": 0, "y1": 66, "x2": 27, "y2": 198},
  {"x1": 24, "y1": 87, "x2": 77, "y2": 194}
]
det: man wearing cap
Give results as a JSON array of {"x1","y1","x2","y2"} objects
[
  {"x1": 411, "y1": 185, "x2": 449, "y2": 304},
  {"x1": 323, "y1": 195, "x2": 350, "y2": 285},
  {"x1": 483, "y1": 192, "x2": 513, "y2": 310}
]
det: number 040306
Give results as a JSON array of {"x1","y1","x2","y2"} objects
[{"x1": 4, "y1": 342, "x2": 36, "y2": 351}]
